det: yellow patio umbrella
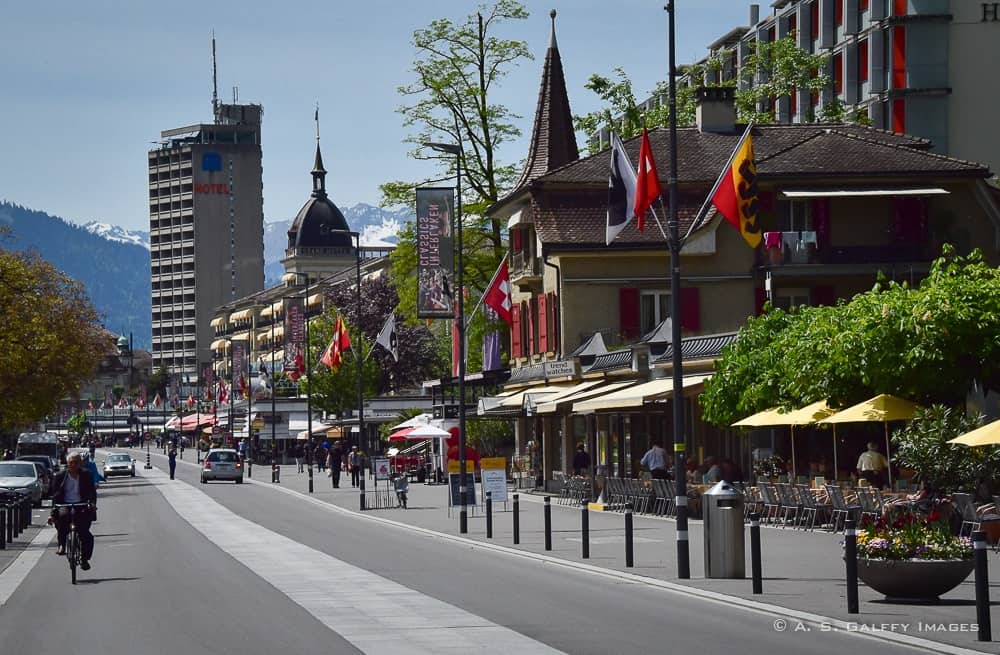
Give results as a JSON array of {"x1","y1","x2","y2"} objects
[
  {"x1": 780, "y1": 400, "x2": 841, "y2": 480},
  {"x1": 948, "y1": 418, "x2": 1000, "y2": 447},
  {"x1": 732, "y1": 407, "x2": 804, "y2": 479},
  {"x1": 817, "y1": 393, "x2": 922, "y2": 488}
]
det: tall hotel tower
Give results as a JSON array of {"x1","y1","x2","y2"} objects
[{"x1": 148, "y1": 101, "x2": 265, "y2": 382}]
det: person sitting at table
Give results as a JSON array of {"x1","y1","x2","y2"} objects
[
  {"x1": 718, "y1": 458, "x2": 743, "y2": 483},
  {"x1": 883, "y1": 478, "x2": 936, "y2": 519},
  {"x1": 685, "y1": 459, "x2": 700, "y2": 484},
  {"x1": 702, "y1": 456, "x2": 721, "y2": 484}
]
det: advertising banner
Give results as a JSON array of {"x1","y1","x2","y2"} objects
[
  {"x1": 283, "y1": 297, "x2": 306, "y2": 377},
  {"x1": 415, "y1": 187, "x2": 455, "y2": 318},
  {"x1": 231, "y1": 339, "x2": 248, "y2": 390}
]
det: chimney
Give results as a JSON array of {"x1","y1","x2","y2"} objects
[
  {"x1": 695, "y1": 87, "x2": 737, "y2": 133},
  {"x1": 750, "y1": 4, "x2": 760, "y2": 26}
]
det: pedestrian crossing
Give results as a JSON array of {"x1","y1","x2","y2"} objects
[{"x1": 140, "y1": 466, "x2": 564, "y2": 655}]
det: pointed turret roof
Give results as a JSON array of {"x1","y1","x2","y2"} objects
[
  {"x1": 509, "y1": 9, "x2": 579, "y2": 194},
  {"x1": 311, "y1": 142, "x2": 327, "y2": 198}
]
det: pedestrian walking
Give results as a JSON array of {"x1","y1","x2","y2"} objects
[
  {"x1": 168, "y1": 444, "x2": 177, "y2": 480},
  {"x1": 315, "y1": 443, "x2": 326, "y2": 473},
  {"x1": 349, "y1": 446, "x2": 362, "y2": 488},
  {"x1": 328, "y1": 441, "x2": 343, "y2": 488},
  {"x1": 295, "y1": 442, "x2": 304, "y2": 473}
]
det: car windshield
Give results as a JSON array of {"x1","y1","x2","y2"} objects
[
  {"x1": 108, "y1": 455, "x2": 130, "y2": 462},
  {"x1": 0, "y1": 463, "x2": 37, "y2": 477},
  {"x1": 208, "y1": 452, "x2": 238, "y2": 462}
]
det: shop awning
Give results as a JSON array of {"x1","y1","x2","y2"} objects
[
  {"x1": 780, "y1": 188, "x2": 949, "y2": 199},
  {"x1": 210, "y1": 316, "x2": 228, "y2": 328},
  {"x1": 573, "y1": 374, "x2": 712, "y2": 413},
  {"x1": 177, "y1": 413, "x2": 217, "y2": 432},
  {"x1": 306, "y1": 293, "x2": 323, "y2": 307},
  {"x1": 230, "y1": 308, "x2": 255, "y2": 322},
  {"x1": 498, "y1": 383, "x2": 576, "y2": 408},
  {"x1": 282, "y1": 273, "x2": 299, "y2": 284},
  {"x1": 536, "y1": 380, "x2": 638, "y2": 414},
  {"x1": 210, "y1": 339, "x2": 229, "y2": 351},
  {"x1": 230, "y1": 330, "x2": 250, "y2": 342}
]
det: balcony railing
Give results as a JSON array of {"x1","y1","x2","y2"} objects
[
  {"x1": 761, "y1": 231, "x2": 936, "y2": 267},
  {"x1": 510, "y1": 251, "x2": 542, "y2": 279}
]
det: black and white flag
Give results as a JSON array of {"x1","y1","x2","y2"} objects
[
  {"x1": 606, "y1": 131, "x2": 637, "y2": 245},
  {"x1": 376, "y1": 313, "x2": 399, "y2": 362}
]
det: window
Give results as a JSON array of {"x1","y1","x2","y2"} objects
[
  {"x1": 778, "y1": 200, "x2": 812, "y2": 232},
  {"x1": 773, "y1": 288, "x2": 810, "y2": 311},
  {"x1": 640, "y1": 291, "x2": 670, "y2": 336}
]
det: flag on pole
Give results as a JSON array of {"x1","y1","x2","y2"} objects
[
  {"x1": 117, "y1": 396, "x2": 127, "y2": 409},
  {"x1": 320, "y1": 317, "x2": 352, "y2": 371},
  {"x1": 482, "y1": 260, "x2": 513, "y2": 325},
  {"x1": 88, "y1": 400, "x2": 94, "y2": 410},
  {"x1": 238, "y1": 374, "x2": 247, "y2": 399},
  {"x1": 606, "y1": 132, "x2": 637, "y2": 245},
  {"x1": 139, "y1": 383, "x2": 147, "y2": 407},
  {"x1": 152, "y1": 393, "x2": 162, "y2": 408},
  {"x1": 375, "y1": 313, "x2": 399, "y2": 362},
  {"x1": 633, "y1": 128, "x2": 662, "y2": 232},
  {"x1": 218, "y1": 380, "x2": 228, "y2": 404},
  {"x1": 709, "y1": 128, "x2": 762, "y2": 248},
  {"x1": 186, "y1": 394, "x2": 195, "y2": 408}
]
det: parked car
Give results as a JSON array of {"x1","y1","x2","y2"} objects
[
  {"x1": 201, "y1": 449, "x2": 244, "y2": 484},
  {"x1": 0, "y1": 461, "x2": 44, "y2": 506},
  {"x1": 17, "y1": 456, "x2": 55, "y2": 497},
  {"x1": 102, "y1": 453, "x2": 136, "y2": 478}
]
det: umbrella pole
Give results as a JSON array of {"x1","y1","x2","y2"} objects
[
  {"x1": 832, "y1": 426, "x2": 838, "y2": 482},
  {"x1": 884, "y1": 421, "x2": 892, "y2": 490},
  {"x1": 791, "y1": 427, "x2": 796, "y2": 481}
]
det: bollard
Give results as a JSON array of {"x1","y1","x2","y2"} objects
[
  {"x1": 750, "y1": 512, "x2": 762, "y2": 595},
  {"x1": 360, "y1": 476, "x2": 366, "y2": 511},
  {"x1": 513, "y1": 494, "x2": 520, "y2": 545},
  {"x1": 6, "y1": 503, "x2": 13, "y2": 542},
  {"x1": 0, "y1": 507, "x2": 5, "y2": 549},
  {"x1": 844, "y1": 519, "x2": 859, "y2": 614},
  {"x1": 11, "y1": 502, "x2": 19, "y2": 539},
  {"x1": 581, "y1": 505, "x2": 590, "y2": 559},
  {"x1": 247, "y1": 456, "x2": 252, "y2": 479},
  {"x1": 625, "y1": 502, "x2": 634, "y2": 568},
  {"x1": 24, "y1": 497, "x2": 32, "y2": 526},
  {"x1": 145, "y1": 450, "x2": 152, "y2": 470},
  {"x1": 308, "y1": 466, "x2": 314, "y2": 494},
  {"x1": 486, "y1": 491, "x2": 493, "y2": 539},
  {"x1": 972, "y1": 530, "x2": 992, "y2": 642},
  {"x1": 544, "y1": 496, "x2": 552, "y2": 551}
]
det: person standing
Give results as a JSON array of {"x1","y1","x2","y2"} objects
[
  {"x1": 349, "y1": 446, "x2": 362, "y2": 488},
  {"x1": 328, "y1": 441, "x2": 343, "y2": 488},
  {"x1": 168, "y1": 444, "x2": 177, "y2": 480},
  {"x1": 640, "y1": 442, "x2": 669, "y2": 479},
  {"x1": 572, "y1": 443, "x2": 591, "y2": 476},
  {"x1": 856, "y1": 441, "x2": 889, "y2": 489},
  {"x1": 294, "y1": 442, "x2": 304, "y2": 474},
  {"x1": 315, "y1": 442, "x2": 326, "y2": 473}
]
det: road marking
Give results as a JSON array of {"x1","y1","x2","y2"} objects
[
  {"x1": 141, "y1": 466, "x2": 564, "y2": 655},
  {"x1": 0, "y1": 528, "x2": 55, "y2": 607},
  {"x1": 565, "y1": 536, "x2": 660, "y2": 544}
]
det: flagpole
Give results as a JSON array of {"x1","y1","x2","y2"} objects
[
  {"x1": 683, "y1": 122, "x2": 754, "y2": 243},
  {"x1": 465, "y1": 260, "x2": 504, "y2": 329},
  {"x1": 666, "y1": 0, "x2": 690, "y2": 580}
]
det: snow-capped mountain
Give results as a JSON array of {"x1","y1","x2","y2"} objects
[{"x1": 83, "y1": 221, "x2": 150, "y2": 249}]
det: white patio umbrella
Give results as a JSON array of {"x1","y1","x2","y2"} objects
[
  {"x1": 406, "y1": 424, "x2": 451, "y2": 439},
  {"x1": 389, "y1": 413, "x2": 432, "y2": 431}
]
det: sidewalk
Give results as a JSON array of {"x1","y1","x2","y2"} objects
[
  {"x1": 162, "y1": 453, "x2": 1000, "y2": 654},
  {"x1": 0, "y1": 507, "x2": 49, "y2": 576}
]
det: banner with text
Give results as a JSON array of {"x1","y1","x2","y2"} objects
[
  {"x1": 283, "y1": 297, "x2": 306, "y2": 376},
  {"x1": 415, "y1": 187, "x2": 455, "y2": 318},
  {"x1": 231, "y1": 339, "x2": 248, "y2": 388}
]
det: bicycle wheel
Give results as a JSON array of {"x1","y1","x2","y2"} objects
[{"x1": 67, "y1": 531, "x2": 80, "y2": 584}]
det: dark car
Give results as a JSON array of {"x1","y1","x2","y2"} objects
[{"x1": 17, "y1": 456, "x2": 54, "y2": 498}]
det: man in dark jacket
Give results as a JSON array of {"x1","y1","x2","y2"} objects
[{"x1": 49, "y1": 451, "x2": 98, "y2": 569}]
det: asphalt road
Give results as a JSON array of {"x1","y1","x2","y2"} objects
[{"x1": 0, "y1": 451, "x2": 937, "y2": 655}]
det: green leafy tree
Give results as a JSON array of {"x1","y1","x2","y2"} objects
[
  {"x1": 0, "y1": 250, "x2": 109, "y2": 431},
  {"x1": 66, "y1": 412, "x2": 89, "y2": 439},
  {"x1": 736, "y1": 33, "x2": 831, "y2": 123},
  {"x1": 381, "y1": 0, "x2": 531, "y2": 329}
]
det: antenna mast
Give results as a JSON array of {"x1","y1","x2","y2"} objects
[{"x1": 211, "y1": 31, "x2": 219, "y2": 123}]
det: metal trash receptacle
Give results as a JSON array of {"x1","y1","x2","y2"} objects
[{"x1": 703, "y1": 480, "x2": 745, "y2": 578}]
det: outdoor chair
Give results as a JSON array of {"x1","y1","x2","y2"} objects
[
  {"x1": 825, "y1": 485, "x2": 862, "y2": 533},
  {"x1": 651, "y1": 479, "x2": 670, "y2": 516},
  {"x1": 743, "y1": 485, "x2": 765, "y2": 522},
  {"x1": 757, "y1": 483, "x2": 781, "y2": 524},
  {"x1": 605, "y1": 478, "x2": 624, "y2": 511},
  {"x1": 953, "y1": 493, "x2": 982, "y2": 538},
  {"x1": 774, "y1": 483, "x2": 801, "y2": 528},
  {"x1": 663, "y1": 479, "x2": 678, "y2": 517},
  {"x1": 553, "y1": 472, "x2": 570, "y2": 505},
  {"x1": 794, "y1": 484, "x2": 821, "y2": 531},
  {"x1": 856, "y1": 487, "x2": 880, "y2": 524}
]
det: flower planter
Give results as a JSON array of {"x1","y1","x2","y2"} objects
[{"x1": 856, "y1": 558, "x2": 974, "y2": 601}]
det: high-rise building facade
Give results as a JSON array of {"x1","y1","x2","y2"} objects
[{"x1": 148, "y1": 103, "x2": 265, "y2": 381}]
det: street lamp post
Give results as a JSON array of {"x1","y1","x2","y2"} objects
[
  {"x1": 287, "y1": 271, "x2": 315, "y2": 493},
  {"x1": 422, "y1": 140, "x2": 467, "y2": 534},
  {"x1": 269, "y1": 309, "x2": 278, "y2": 483},
  {"x1": 118, "y1": 333, "x2": 134, "y2": 448}
]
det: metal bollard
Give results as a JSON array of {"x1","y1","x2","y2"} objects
[
  {"x1": 308, "y1": 465, "x2": 314, "y2": 494},
  {"x1": 6, "y1": 504, "x2": 13, "y2": 542},
  {"x1": 0, "y1": 507, "x2": 5, "y2": 549},
  {"x1": 844, "y1": 519, "x2": 859, "y2": 614},
  {"x1": 972, "y1": 530, "x2": 992, "y2": 642},
  {"x1": 581, "y1": 505, "x2": 590, "y2": 559},
  {"x1": 359, "y1": 477, "x2": 366, "y2": 511},
  {"x1": 11, "y1": 503, "x2": 19, "y2": 539},
  {"x1": 625, "y1": 502, "x2": 634, "y2": 568},
  {"x1": 750, "y1": 512, "x2": 762, "y2": 594},
  {"x1": 486, "y1": 491, "x2": 493, "y2": 539},
  {"x1": 544, "y1": 496, "x2": 552, "y2": 551},
  {"x1": 513, "y1": 494, "x2": 520, "y2": 545},
  {"x1": 145, "y1": 450, "x2": 152, "y2": 470}
]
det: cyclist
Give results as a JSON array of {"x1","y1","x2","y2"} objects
[{"x1": 48, "y1": 452, "x2": 97, "y2": 570}]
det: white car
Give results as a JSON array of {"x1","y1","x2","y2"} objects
[
  {"x1": 0, "y1": 461, "x2": 44, "y2": 506},
  {"x1": 103, "y1": 453, "x2": 136, "y2": 477}
]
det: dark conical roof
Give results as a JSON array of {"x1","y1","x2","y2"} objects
[
  {"x1": 287, "y1": 142, "x2": 353, "y2": 249},
  {"x1": 510, "y1": 9, "x2": 579, "y2": 192}
]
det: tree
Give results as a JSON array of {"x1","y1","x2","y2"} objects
[
  {"x1": 381, "y1": 0, "x2": 532, "y2": 325},
  {"x1": 701, "y1": 247, "x2": 1000, "y2": 428},
  {"x1": 0, "y1": 249, "x2": 109, "y2": 432},
  {"x1": 736, "y1": 34, "x2": 831, "y2": 124}
]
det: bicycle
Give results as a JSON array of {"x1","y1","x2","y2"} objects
[{"x1": 51, "y1": 503, "x2": 92, "y2": 584}]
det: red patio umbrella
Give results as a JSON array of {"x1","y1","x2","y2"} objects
[{"x1": 388, "y1": 427, "x2": 416, "y2": 443}]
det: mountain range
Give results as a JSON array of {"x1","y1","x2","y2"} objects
[{"x1": 0, "y1": 200, "x2": 409, "y2": 350}]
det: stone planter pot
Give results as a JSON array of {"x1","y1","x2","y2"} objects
[{"x1": 856, "y1": 558, "x2": 975, "y2": 601}]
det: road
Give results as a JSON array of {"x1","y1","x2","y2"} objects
[{"x1": 0, "y1": 451, "x2": 942, "y2": 655}]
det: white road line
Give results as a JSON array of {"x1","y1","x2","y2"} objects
[
  {"x1": 0, "y1": 527, "x2": 55, "y2": 607},
  {"x1": 140, "y1": 466, "x2": 564, "y2": 655}
]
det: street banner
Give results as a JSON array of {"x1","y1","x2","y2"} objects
[
  {"x1": 415, "y1": 187, "x2": 455, "y2": 318},
  {"x1": 231, "y1": 339, "x2": 248, "y2": 389},
  {"x1": 283, "y1": 297, "x2": 306, "y2": 378},
  {"x1": 374, "y1": 457, "x2": 391, "y2": 481},
  {"x1": 480, "y1": 468, "x2": 508, "y2": 504},
  {"x1": 448, "y1": 472, "x2": 477, "y2": 507}
]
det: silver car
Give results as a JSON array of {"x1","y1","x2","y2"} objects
[
  {"x1": 103, "y1": 453, "x2": 136, "y2": 477},
  {"x1": 0, "y1": 461, "x2": 43, "y2": 506},
  {"x1": 200, "y1": 449, "x2": 244, "y2": 484}
]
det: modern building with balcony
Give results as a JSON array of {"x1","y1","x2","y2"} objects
[{"x1": 148, "y1": 102, "x2": 265, "y2": 383}]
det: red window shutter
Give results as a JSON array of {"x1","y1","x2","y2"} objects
[
  {"x1": 893, "y1": 0, "x2": 907, "y2": 15},
  {"x1": 679, "y1": 287, "x2": 701, "y2": 332},
  {"x1": 811, "y1": 1, "x2": 819, "y2": 39},
  {"x1": 790, "y1": 87, "x2": 797, "y2": 116},
  {"x1": 511, "y1": 305, "x2": 522, "y2": 359},
  {"x1": 789, "y1": 15, "x2": 796, "y2": 34},
  {"x1": 892, "y1": 26, "x2": 906, "y2": 89},
  {"x1": 892, "y1": 98, "x2": 906, "y2": 134},
  {"x1": 548, "y1": 292, "x2": 559, "y2": 355},
  {"x1": 833, "y1": 53, "x2": 843, "y2": 94},
  {"x1": 526, "y1": 299, "x2": 536, "y2": 356},
  {"x1": 512, "y1": 229, "x2": 522, "y2": 253},
  {"x1": 754, "y1": 288, "x2": 767, "y2": 316},
  {"x1": 812, "y1": 198, "x2": 831, "y2": 249},
  {"x1": 537, "y1": 293, "x2": 548, "y2": 353},
  {"x1": 859, "y1": 40, "x2": 869, "y2": 83},
  {"x1": 861, "y1": 0, "x2": 869, "y2": 10},
  {"x1": 836, "y1": 0, "x2": 844, "y2": 26},
  {"x1": 619, "y1": 288, "x2": 640, "y2": 341},
  {"x1": 812, "y1": 285, "x2": 836, "y2": 307}
]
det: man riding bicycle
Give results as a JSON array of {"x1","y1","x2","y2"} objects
[{"x1": 48, "y1": 452, "x2": 97, "y2": 570}]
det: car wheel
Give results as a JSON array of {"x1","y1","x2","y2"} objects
[
  {"x1": 235, "y1": 478, "x2": 243, "y2": 484},
  {"x1": 200, "y1": 476, "x2": 206, "y2": 484}
]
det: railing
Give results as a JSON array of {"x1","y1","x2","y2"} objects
[
  {"x1": 510, "y1": 251, "x2": 542, "y2": 279},
  {"x1": 762, "y1": 231, "x2": 936, "y2": 267}
]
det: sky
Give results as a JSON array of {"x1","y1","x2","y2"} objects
[{"x1": 0, "y1": 0, "x2": 751, "y2": 232}]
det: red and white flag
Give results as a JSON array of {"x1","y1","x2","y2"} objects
[
  {"x1": 152, "y1": 393, "x2": 162, "y2": 408},
  {"x1": 87, "y1": 400, "x2": 94, "y2": 410},
  {"x1": 117, "y1": 396, "x2": 127, "y2": 408},
  {"x1": 482, "y1": 261, "x2": 513, "y2": 325},
  {"x1": 218, "y1": 380, "x2": 228, "y2": 404},
  {"x1": 320, "y1": 317, "x2": 352, "y2": 371},
  {"x1": 633, "y1": 128, "x2": 662, "y2": 232},
  {"x1": 186, "y1": 394, "x2": 195, "y2": 408}
]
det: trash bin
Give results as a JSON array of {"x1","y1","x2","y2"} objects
[{"x1": 702, "y1": 480, "x2": 745, "y2": 578}]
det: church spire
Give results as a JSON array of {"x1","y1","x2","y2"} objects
[
  {"x1": 312, "y1": 105, "x2": 327, "y2": 198},
  {"x1": 510, "y1": 9, "x2": 578, "y2": 192}
]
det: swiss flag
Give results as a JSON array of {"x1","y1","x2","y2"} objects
[
  {"x1": 482, "y1": 261, "x2": 513, "y2": 325},
  {"x1": 186, "y1": 394, "x2": 195, "y2": 408},
  {"x1": 152, "y1": 393, "x2": 162, "y2": 408},
  {"x1": 633, "y1": 128, "x2": 662, "y2": 232}
]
